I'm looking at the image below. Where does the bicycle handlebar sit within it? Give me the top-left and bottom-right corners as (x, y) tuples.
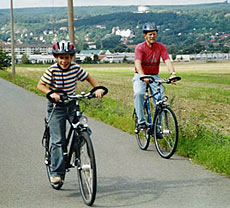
(46, 86), (108, 103)
(140, 75), (181, 84)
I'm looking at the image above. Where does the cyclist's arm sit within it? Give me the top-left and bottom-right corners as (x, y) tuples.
(85, 74), (104, 98)
(37, 80), (51, 95)
(85, 74), (99, 88)
(135, 60), (145, 76)
(37, 80), (60, 101)
(135, 59), (150, 85)
(165, 59), (176, 78)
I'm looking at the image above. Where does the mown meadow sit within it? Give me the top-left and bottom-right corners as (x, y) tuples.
(1, 61), (230, 176)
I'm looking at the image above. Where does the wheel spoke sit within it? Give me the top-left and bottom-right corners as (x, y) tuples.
(134, 108), (150, 150)
(154, 107), (178, 159)
(77, 132), (96, 206)
(82, 169), (93, 196)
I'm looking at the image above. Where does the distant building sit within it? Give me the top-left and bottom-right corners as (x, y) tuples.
(100, 52), (134, 63)
(3, 44), (52, 56)
(136, 5), (150, 13)
(79, 50), (104, 55)
(112, 27), (135, 38)
(92, 25), (106, 29)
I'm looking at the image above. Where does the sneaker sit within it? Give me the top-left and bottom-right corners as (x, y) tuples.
(137, 122), (148, 130)
(50, 176), (62, 184)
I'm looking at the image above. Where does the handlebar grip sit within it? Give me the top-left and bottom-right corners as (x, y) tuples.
(169, 76), (181, 83)
(90, 86), (108, 97)
(140, 75), (155, 83)
(46, 90), (67, 103)
(46, 91), (56, 103)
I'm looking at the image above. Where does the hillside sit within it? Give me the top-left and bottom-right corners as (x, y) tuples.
(0, 2), (230, 54)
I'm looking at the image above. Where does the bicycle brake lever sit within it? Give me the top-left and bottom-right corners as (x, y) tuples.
(88, 94), (96, 99)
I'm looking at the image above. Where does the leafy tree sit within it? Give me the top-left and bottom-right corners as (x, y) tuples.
(83, 56), (93, 64)
(0, 47), (11, 70)
(172, 54), (177, 61)
(222, 46), (229, 53)
(75, 42), (88, 53)
(102, 35), (121, 50)
(93, 54), (99, 63)
(21, 53), (30, 64)
(114, 44), (128, 53)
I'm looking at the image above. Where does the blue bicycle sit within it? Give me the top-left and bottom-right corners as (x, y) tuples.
(133, 76), (181, 159)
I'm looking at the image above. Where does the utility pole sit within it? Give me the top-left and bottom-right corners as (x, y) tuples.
(10, 0), (15, 77)
(67, 0), (76, 61)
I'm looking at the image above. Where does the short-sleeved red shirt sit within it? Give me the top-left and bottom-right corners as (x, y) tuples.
(135, 41), (170, 74)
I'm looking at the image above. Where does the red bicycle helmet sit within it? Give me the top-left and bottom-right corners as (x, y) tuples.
(52, 40), (75, 56)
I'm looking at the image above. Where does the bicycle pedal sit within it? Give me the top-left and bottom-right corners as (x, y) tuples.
(44, 158), (50, 165)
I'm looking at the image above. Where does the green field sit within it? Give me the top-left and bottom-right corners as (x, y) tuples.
(1, 61), (230, 176)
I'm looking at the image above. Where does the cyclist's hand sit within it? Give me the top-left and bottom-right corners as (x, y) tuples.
(141, 77), (150, 85)
(169, 73), (177, 84)
(50, 93), (61, 102)
(95, 89), (104, 98)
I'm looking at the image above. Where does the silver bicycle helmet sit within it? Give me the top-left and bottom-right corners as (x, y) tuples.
(142, 22), (158, 33)
(52, 40), (75, 56)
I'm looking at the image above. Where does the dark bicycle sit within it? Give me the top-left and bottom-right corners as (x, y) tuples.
(42, 86), (108, 206)
(133, 76), (181, 159)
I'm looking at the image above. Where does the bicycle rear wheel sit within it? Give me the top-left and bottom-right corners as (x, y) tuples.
(134, 108), (150, 150)
(75, 131), (97, 206)
(43, 127), (63, 190)
(153, 106), (178, 159)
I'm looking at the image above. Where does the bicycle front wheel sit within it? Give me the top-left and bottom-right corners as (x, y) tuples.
(134, 108), (150, 150)
(153, 106), (178, 159)
(76, 131), (97, 206)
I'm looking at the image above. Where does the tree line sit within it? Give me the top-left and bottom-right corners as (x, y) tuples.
(0, 3), (230, 55)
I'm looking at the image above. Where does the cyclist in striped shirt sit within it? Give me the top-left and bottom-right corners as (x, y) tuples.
(37, 40), (104, 185)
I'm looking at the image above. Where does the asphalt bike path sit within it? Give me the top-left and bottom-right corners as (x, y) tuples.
(1, 77), (230, 208)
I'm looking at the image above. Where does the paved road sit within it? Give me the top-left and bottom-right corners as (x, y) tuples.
(1, 77), (230, 208)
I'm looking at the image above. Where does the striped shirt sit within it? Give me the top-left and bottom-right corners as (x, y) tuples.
(40, 62), (89, 96)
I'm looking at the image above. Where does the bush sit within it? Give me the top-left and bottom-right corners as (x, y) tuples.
(0, 47), (11, 70)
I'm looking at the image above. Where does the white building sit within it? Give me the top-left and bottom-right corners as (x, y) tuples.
(100, 52), (134, 63)
(3, 44), (52, 55)
(112, 27), (135, 38)
(137, 5), (150, 13)
(190, 53), (230, 61)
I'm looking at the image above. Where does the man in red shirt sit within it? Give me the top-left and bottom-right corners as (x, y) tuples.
(133, 22), (177, 129)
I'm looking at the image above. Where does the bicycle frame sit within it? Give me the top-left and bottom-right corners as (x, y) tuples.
(144, 82), (164, 132)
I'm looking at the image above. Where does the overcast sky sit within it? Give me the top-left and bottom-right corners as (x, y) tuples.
(0, 0), (226, 9)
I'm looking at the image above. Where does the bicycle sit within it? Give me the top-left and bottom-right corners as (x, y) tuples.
(42, 86), (108, 206)
(133, 76), (181, 159)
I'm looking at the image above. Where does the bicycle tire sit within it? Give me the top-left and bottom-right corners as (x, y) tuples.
(153, 106), (178, 159)
(44, 128), (63, 190)
(75, 131), (97, 206)
(134, 108), (150, 150)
